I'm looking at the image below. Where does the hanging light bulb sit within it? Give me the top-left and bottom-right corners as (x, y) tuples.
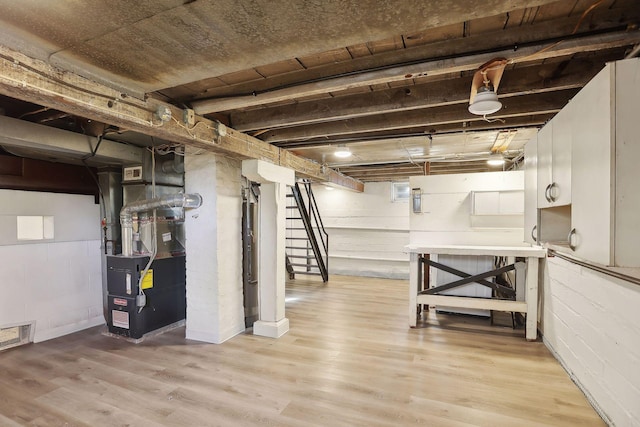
(469, 86), (502, 115)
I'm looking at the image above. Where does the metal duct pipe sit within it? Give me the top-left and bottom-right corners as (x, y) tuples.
(161, 153), (185, 174)
(120, 193), (202, 257)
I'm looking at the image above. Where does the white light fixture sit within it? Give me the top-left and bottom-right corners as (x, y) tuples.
(334, 145), (352, 158)
(325, 186), (334, 191)
(487, 153), (505, 166)
(468, 86), (502, 116)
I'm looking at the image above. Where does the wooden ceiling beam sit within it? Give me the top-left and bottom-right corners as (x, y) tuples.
(338, 167), (424, 175)
(185, 6), (638, 104)
(276, 115), (554, 149)
(341, 161), (492, 174)
(232, 57), (609, 132)
(192, 29), (640, 114)
(0, 44), (363, 192)
(261, 90), (576, 143)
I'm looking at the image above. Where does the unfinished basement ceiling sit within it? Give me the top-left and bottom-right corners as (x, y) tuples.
(0, 0), (639, 182)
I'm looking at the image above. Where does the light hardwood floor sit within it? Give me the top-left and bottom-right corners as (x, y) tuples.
(0, 275), (604, 426)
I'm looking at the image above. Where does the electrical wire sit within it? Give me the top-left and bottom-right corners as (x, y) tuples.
(152, 142), (186, 156)
(483, 114), (506, 123)
(399, 139), (419, 166)
(79, 128), (119, 254)
(170, 115), (215, 139)
(509, 0), (607, 65)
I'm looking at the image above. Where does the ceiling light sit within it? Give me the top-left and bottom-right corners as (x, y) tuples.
(468, 86), (502, 116)
(334, 145), (352, 158)
(325, 186), (334, 191)
(487, 153), (505, 166)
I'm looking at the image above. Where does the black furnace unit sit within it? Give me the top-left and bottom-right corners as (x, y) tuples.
(106, 255), (186, 339)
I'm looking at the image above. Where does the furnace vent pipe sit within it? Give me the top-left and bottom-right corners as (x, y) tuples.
(120, 193), (202, 257)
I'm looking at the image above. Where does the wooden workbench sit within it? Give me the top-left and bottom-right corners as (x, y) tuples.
(405, 244), (546, 340)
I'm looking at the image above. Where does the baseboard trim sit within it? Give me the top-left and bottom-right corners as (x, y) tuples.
(34, 316), (105, 343)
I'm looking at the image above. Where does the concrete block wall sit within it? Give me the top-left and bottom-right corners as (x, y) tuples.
(0, 190), (103, 342)
(409, 171), (526, 247)
(184, 153), (244, 343)
(541, 256), (640, 426)
(311, 182), (409, 279)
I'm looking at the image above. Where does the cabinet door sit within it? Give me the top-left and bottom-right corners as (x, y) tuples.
(550, 103), (572, 206)
(614, 58), (640, 267)
(571, 66), (613, 264)
(536, 121), (553, 208)
(524, 135), (538, 244)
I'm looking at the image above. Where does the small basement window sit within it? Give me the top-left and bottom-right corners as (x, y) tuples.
(392, 182), (410, 202)
(17, 215), (54, 240)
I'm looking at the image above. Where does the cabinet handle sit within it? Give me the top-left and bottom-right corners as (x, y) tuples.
(548, 182), (558, 202)
(531, 225), (537, 243)
(544, 184), (552, 203)
(568, 228), (576, 251)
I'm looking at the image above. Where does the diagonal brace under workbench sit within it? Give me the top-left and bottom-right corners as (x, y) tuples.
(419, 259), (516, 297)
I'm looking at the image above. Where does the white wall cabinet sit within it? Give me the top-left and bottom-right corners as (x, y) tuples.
(570, 58), (640, 267)
(528, 58), (640, 267)
(537, 103), (572, 208)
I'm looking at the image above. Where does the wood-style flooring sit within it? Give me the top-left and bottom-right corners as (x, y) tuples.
(0, 275), (604, 426)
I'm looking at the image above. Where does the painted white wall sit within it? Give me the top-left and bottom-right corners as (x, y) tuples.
(0, 190), (103, 342)
(312, 182), (409, 279)
(540, 256), (640, 426)
(409, 171), (526, 246)
(184, 153), (244, 344)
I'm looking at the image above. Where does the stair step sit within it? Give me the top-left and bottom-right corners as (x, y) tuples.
(286, 217), (302, 220)
(286, 246), (310, 250)
(289, 263), (319, 267)
(290, 271), (323, 276)
(287, 255), (316, 259)
(286, 194), (295, 197)
(286, 237), (309, 240)
(286, 227), (307, 230)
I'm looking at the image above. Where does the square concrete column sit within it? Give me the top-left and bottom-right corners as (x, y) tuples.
(242, 160), (295, 338)
(184, 152), (244, 344)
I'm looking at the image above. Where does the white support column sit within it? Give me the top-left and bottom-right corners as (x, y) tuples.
(184, 151), (244, 344)
(242, 160), (295, 338)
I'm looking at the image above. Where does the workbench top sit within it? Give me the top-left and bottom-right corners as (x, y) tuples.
(405, 244), (547, 258)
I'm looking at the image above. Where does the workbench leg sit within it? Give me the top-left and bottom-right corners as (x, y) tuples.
(525, 257), (539, 341)
(409, 252), (419, 327)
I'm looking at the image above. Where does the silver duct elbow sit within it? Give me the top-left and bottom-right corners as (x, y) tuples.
(120, 193), (202, 257)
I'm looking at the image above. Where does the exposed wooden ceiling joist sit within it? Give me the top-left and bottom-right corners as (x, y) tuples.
(0, 44), (363, 191)
(0, 0), (559, 96)
(1, 1), (637, 185)
(260, 90), (577, 144)
(182, 5), (638, 103)
(231, 57), (610, 132)
(276, 114), (555, 149)
(337, 160), (506, 181)
(192, 29), (640, 114)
